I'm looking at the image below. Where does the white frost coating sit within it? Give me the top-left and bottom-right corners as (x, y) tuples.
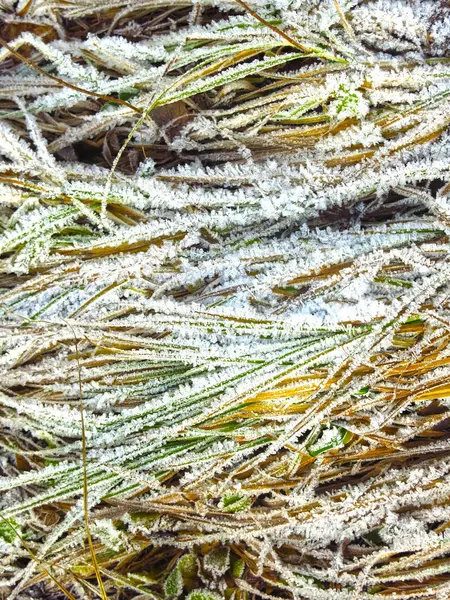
(1, 1), (450, 598)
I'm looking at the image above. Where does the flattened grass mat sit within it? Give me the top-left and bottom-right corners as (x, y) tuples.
(1, 1), (450, 598)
